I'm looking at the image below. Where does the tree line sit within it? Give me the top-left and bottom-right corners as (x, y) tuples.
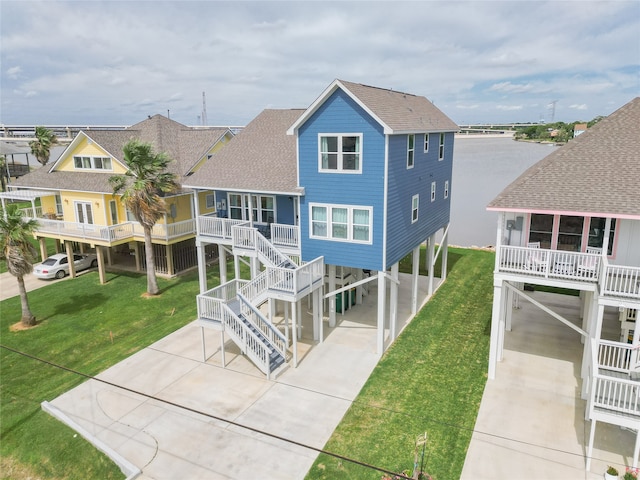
(514, 116), (604, 143)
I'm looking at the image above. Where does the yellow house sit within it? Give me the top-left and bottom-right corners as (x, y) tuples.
(5, 115), (234, 282)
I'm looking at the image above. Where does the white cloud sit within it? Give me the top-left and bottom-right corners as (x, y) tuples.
(496, 105), (524, 111)
(569, 104), (588, 110)
(7, 65), (22, 79)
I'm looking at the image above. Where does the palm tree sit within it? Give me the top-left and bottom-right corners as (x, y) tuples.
(29, 126), (58, 166)
(0, 204), (39, 326)
(109, 139), (179, 295)
(0, 155), (8, 192)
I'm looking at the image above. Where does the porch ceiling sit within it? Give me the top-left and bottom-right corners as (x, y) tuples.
(0, 189), (57, 201)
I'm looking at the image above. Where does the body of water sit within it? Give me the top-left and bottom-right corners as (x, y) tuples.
(449, 136), (556, 247)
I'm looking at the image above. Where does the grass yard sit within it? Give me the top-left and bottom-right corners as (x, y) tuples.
(0, 263), (240, 480)
(306, 247), (494, 480)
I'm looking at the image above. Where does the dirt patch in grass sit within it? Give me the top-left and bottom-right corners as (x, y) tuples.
(9, 322), (38, 332)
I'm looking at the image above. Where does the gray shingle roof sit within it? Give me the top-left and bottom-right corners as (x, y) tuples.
(11, 115), (231, 194)
(487, 97), (640, 219)
(184, 109), (304, 194)
(338, 80), (459, 133)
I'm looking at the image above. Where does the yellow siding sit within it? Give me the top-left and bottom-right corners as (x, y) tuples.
(197, 190), (217, 215)
(56, 135), (127, 174)
(59, 191), (109, 225)
(41, 196), (58, 218)
(163, 193), (193, 224)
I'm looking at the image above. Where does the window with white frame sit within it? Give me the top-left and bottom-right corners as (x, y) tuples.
(411, 195), (419, 223)
(319, 134), (362, 172)
(55, 194), (63, 216)
(228, 193), (275, 223)
(310, 203), (372, 243)
(407, 134), (414, 168)
(444, 180), (449, 199)
(109, 200), (118, 224)
(431, 182), (436, 202)
(424, 133), (430, 153)
(438, 133), (445, 160)
(205, 193), (215, 209)
(73, 155), (113, 171)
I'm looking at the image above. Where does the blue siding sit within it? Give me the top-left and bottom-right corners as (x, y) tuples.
(298, 89), (386, 270)
(385, 132), (454, 267)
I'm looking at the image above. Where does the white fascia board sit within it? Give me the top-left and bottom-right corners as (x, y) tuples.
(286, 79), (392, 135)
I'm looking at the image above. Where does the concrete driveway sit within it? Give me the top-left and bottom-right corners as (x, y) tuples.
(0, 270), (64, 302)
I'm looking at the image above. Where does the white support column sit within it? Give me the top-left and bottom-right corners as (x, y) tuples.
(250, 256), (259, 278)
(234, 253), (241, 281)
(219, 244), (227, 284)
(494, 213), (504, 273)
(505, 282), (513, 332)
(296, 300), (302, 340)
(319, 286), (324, 343)
(390, 262), (399, 341)
(284, 302), (290, 344)
(424, 238), (429, 271)
(268, 298), (275, 323)
(312, 289), (319, 341)
(355, 269), (363, 305)
(328, 264), (337, 327)
(292, 301), (298, 367)
(196, 240), (207, 294)
(488, 281), (504, 380)
(498, 283), (509, 361)
(427, 234), (436, 295)
(441, 225), (449, 281)
(377, 270), (386, 356)
(580, 291), (596, 399)
(411, 245), (420, 315)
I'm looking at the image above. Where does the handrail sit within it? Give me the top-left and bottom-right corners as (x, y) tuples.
(603, 263), (640, 299)
(271, 223), (299, 248)
(237, 292), (287, 359)
(598, 340), (638, 374)
(255, 231), (297, 269)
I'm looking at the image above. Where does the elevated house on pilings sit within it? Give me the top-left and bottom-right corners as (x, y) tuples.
(486, 97), (640, 471)
(184, 79), (458, 379)
(0, 115), (234, 281)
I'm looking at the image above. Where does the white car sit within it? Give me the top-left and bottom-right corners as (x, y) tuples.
(33, 253), (98, 280)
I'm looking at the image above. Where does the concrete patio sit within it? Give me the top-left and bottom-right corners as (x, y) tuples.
(462, 290), (635, 479)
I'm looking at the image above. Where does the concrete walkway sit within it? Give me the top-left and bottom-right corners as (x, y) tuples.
(45, 273), (436, 479)
(461, 291), (634, 480)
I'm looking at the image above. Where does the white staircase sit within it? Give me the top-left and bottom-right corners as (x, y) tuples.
(197, 226), (323, 378)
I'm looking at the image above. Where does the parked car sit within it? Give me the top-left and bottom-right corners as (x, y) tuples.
(33, 253), (98, 280)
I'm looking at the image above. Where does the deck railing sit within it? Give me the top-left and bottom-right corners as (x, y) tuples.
(497, 245), (602, 282)
(271, 223), (299, 249)
(28, 216), (195, 243)
(603, 263), (640, 299)
(237, 292), (288, 359)
(598, 340), (639, 374)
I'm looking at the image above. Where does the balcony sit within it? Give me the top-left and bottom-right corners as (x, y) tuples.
(496, 245), (640, 300)
(29, 217), (196, 244)
(197, 214), (300, 252)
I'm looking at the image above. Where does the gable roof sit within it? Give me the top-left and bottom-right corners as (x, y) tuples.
(487, 97), (640, 219)
(287, 79), (458, 135)
(184, 109), (304, 195)
(11, 115), (232, 194)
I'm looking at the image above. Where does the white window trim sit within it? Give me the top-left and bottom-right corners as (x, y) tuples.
(205, 193), (216, 209)
(309, 203), (373, 244)
(424, 133), (430, 153)
(318, 133), (363, 174)
(431, 182), (436, 202)
(227, 193), (276, 224)
(411, 194), (419, 224)
(444, 180), (449, 199)
(73, 155), (113, 171)
(438, 133), (445, 161)
(407, 134), (415, 169)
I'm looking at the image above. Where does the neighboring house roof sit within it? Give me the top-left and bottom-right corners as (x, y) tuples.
(487, 97), (640, 219)
(287, 79), (458, 135)
(184, 109), (305, 195)
(11, 115), (232, 194)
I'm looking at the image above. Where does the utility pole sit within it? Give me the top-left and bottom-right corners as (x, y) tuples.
(202, 92), (208, 126)
(548, 100), (557, 123)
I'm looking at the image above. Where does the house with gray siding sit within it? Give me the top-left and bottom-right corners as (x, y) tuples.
(185, 79), (458, 378)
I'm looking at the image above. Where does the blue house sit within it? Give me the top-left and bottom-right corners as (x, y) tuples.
(184, 80), (458, 377)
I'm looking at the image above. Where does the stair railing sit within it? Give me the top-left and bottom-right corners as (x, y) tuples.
(237, 292), (288, 359)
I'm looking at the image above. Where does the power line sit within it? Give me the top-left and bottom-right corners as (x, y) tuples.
(1, 343), (623, 473)
(0, 344), (411, 479)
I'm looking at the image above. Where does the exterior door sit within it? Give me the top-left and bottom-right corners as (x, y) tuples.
(75, 201), (94, 227)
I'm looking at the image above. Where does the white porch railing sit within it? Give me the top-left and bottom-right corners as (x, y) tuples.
(197, 214), (248, 242)
(598, 340), (640, 374)
(497, 245), (602, 282)
(237, 292), (288, 360)
(271, 223), (299, 249)
(603, 263), (640, 300)
(19, 206), (45, 218)
(29, 217), (194, 243)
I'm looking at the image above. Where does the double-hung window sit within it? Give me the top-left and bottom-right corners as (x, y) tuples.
(424, 133), (430, 153)
(407, 134), (415, 168)
(444, 180), (449, 199)
(310, 203), (372, 243)
(319, 134), (362, 173)
(438, 133), (445, 161)
(411, 195), (419, 223)
(73, 155), (112, 170)
(431, 182), (436, 202)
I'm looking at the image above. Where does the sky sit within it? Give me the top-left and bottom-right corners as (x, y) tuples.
(1, 0), (639, 127)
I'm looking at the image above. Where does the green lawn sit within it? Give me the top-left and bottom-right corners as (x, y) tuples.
(0, 264), (237, 480)
(306, 247), (494, 480)
(1, 247), (494, 480)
